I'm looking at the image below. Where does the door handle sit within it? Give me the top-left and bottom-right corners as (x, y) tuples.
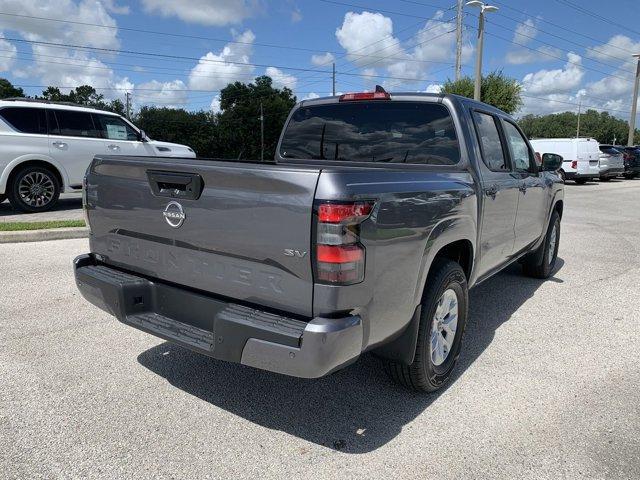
(52, 141), (67, 149)
(484, 184), (499, 199)
(107, 144), (120, 151)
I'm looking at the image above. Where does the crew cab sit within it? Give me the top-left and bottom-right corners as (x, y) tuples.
(74, 91), (564, 392)
(0, 99), (195, 212)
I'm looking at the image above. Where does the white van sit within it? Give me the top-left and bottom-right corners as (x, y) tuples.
(529, 138), (600, 184)
(0, 99), (196, 212)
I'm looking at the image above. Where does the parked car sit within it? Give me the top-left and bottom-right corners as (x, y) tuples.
(74, 90), (564, 392)
(620, 146), (640, 179)
(597, 145), (625, 180)
(0, 98), (196, 212)
(529, 138), (600, 184)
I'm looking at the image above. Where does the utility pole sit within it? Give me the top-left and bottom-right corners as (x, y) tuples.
(332, 62), (336, 96)
(455, 0), (463, 81)
(576, 97), (582, 138)
(466, 2), (498, 101)
(260, 101), (264, 162)
(627, 54), (640, 146)
(125, 91), (131, 119)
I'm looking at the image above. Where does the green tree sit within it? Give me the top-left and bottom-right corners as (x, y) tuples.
(134, 106), (218, 158)
(519, 110), (639, 145)
(0, 78), (25, 99)
(40, 85), (125, 115)
(217, 75), (297, 159)
(441, 71), (523, 114)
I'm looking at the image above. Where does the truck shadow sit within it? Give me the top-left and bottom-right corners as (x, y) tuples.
(137, 259), (564, 454)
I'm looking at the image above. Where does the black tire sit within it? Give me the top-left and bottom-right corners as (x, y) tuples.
(522, 211), (560, 279)
(7, 165), (60, 213)
(575, 178), (587, 184)
(382, 258), (468, 392)
(0, 194), (6, 204)
(559, 170), (566, 183)
(600, 177), (610, 182)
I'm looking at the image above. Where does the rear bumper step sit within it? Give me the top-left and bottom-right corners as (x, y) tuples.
(74, 254), (362, 378)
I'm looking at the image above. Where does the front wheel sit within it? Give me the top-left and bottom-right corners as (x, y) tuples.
(382, 258), (468, 392)
(559, 170), (566, 183)
(7, 165), (60, 213)
(522, 211), (560, 279)
(575, 178), (587, 184)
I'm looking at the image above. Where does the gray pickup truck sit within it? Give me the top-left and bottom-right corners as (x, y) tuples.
(74, 91), (564, 392)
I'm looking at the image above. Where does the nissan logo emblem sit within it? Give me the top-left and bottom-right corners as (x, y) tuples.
(163, 201), (186, 228)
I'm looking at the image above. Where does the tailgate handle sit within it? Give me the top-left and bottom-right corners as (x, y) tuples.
(147, 170), (203, 200)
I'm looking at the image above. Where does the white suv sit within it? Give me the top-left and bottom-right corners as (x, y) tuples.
(0, 99), (196, 212)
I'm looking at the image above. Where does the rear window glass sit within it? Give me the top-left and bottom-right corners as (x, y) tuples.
(0, 107), (47, 134)
(50, 109), (99, 138)
(599, 146), (621, 155)
(279, 102), (460, 165)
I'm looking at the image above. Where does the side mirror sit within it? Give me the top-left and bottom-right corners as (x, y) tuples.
(542, 153), (563, 171)
(138, 130), (149, 142)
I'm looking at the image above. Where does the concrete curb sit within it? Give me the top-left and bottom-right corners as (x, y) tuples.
(0, 227), (89, 243)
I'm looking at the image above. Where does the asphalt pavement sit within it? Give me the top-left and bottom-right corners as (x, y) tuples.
(1, 179), (639, 479)
(0, 193), (83, 223)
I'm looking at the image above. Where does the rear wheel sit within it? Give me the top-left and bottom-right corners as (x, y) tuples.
(7, 165), (60, 213)
(522, 211), (560, 279)
(382, 258), (468, 392)
(575, 178), (587, 184)
(0, 194), (6, 203)
(600, 177), (610, 182)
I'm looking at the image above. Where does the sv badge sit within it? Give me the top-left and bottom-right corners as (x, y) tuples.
(283, 249), (307, 258)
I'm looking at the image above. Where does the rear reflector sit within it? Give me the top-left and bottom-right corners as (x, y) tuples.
(571, 160), (578, 169)
(339, 92), (390, 102)
(317, 244), (364, 263)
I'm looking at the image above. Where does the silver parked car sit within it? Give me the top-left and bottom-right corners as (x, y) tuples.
(598, 145), (625, 181)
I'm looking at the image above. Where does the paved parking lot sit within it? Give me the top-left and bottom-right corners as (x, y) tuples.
(0, 193), (83, 223)
(1, 179), (639, 479)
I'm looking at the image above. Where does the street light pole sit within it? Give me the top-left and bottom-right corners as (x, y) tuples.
(627, 54), (640, 147)
(466, 1), (498, 102)
(455, 0), (463, 81)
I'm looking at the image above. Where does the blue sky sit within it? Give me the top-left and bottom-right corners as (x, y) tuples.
(0, 0), (639, 118)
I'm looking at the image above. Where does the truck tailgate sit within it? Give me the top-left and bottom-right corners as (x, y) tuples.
(86, 156), (320, 317)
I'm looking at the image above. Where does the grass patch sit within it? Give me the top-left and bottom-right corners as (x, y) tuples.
(0, 220), (86, 232)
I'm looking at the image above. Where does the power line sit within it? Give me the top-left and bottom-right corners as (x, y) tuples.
(554, 0), (640, 38)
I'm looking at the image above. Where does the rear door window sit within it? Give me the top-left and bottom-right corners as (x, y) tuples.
(472, 111), (509, 171)
(0, 107), (47, 134)
(279, 101), (460, 165)
(50, 109), (100, 138)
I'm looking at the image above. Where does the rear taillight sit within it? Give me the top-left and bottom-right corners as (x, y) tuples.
(315, 201), (373, 285)
(571, 160), (578, 169)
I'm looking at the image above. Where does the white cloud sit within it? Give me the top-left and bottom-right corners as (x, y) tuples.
(0, 34), (17, 72)
(265, 66), (297, 90)
(291, 7), (302, 23)
(336, 11), (405, 68)
(101, 0), (130, 14)
(424, 83), (442, 93)
(303, 92), (320, 100)
(521, 52), (584, 95)
(311, 52), (335, 66)
(210, 95), (222, 114)
(586, 35), (640, 63)
(512, 19), (537, 45)
(142, 0), (253, 26)
(135, 79), (188, 108)
(335, 10), (470, 89)
(188, 30), (256, 91)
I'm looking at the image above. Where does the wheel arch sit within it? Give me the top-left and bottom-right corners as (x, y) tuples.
(1, 156), (68, 194)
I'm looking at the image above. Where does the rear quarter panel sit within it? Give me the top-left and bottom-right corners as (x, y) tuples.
(313, 169), (477, 350)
